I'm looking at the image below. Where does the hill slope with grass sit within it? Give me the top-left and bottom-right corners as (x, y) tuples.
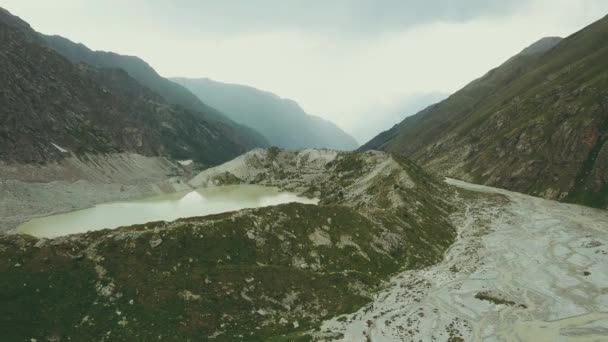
(0, 149), (463, 341)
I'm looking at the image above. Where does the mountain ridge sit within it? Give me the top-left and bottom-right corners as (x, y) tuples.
(0, 8), (268, 151)
(41, 35), (269, 150)
(0, 8), (263, 165)
(363, 16), (608, 208)
(172, 77), (359, 150)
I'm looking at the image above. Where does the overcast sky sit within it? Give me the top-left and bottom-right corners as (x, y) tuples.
(2, 0), (608, 143)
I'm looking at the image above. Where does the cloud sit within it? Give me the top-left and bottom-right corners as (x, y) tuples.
(143, 0), (528, 35)
(3, 0), (527, 37)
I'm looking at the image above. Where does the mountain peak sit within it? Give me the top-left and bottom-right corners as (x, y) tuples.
(0, 7), (44, 43)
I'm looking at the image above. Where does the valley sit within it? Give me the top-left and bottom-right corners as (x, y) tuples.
(318, 179), (608, 341)
(0, 149), (460, 341)
(3, 149), (606, 341)
(1, 3), (608, 342)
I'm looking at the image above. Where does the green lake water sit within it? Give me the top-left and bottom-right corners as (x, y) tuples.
(17, 185), (317, 238)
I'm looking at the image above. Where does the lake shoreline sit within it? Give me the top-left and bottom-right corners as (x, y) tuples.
(16, 185), (317, 238)
(0, 153), (193, 234)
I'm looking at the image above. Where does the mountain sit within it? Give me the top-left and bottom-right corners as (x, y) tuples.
(1, 148), (459, 340)
(0, 8), (264, 165)
(363, 15), (608, 209)
(172, 78), (359, 150)
(40, 37), (268, 151)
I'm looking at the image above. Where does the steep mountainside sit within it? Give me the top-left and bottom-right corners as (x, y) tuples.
(364, 15), (608, 209)
(172, 78), (359, 150)
(0, 149), (462, 341)
(0, 8), (264, 165)
(41, 36), (267, 150)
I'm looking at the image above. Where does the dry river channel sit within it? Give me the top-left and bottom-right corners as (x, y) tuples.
(319, 179), (608, 341)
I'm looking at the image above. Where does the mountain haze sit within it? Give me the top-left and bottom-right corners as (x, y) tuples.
(364, 15), (608, 208)
(172, 78), (359, 150)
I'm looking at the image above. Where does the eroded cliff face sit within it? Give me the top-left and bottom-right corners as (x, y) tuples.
(0, 149), (464, 341)
(364, 16), (608, 208)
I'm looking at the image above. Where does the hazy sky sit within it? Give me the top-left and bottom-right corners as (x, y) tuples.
(2, 0), (608, 143)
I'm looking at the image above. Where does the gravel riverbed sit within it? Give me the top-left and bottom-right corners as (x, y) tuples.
(317, 178), (608, 341)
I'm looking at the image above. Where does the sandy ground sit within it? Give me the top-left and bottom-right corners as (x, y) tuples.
(316, 179), (608, 341)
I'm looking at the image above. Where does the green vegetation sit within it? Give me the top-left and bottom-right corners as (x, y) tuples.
(326, 152), (367, 185)
(267, 146), (282, 161)
(0, 149), (463, 340)
(565, 111), (608, 208)
(475, 292), (527, 308)
(0, 201), (451, 341)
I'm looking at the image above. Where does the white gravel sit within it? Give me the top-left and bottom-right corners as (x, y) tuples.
(317, 178), (608, 341)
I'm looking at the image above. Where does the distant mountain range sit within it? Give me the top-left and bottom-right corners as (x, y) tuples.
(30, 27), (357, 153)
(40, 36), (269, 152)
(0, 7), (267, 165)
(1, 4), (358, 156)
(172, 78), (359, 150)
(364, 15), (608, 208)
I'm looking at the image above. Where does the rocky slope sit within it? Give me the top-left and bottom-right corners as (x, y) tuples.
(41, 35), (268, 151)
(0, 149), (462, 341)
(0, 7), (266, 165)
(172, 78), (359, 150)
(364, 15), (608, 209)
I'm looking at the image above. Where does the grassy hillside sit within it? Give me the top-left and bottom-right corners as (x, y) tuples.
(0, 149), (463, 340)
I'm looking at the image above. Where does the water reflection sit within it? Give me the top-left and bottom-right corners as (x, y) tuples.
(17, 185), (317, 238)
